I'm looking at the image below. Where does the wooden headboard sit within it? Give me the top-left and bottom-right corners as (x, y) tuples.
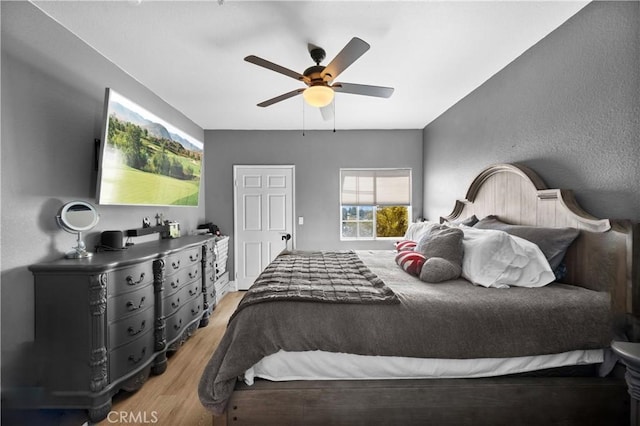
(441, 163), (638, 336)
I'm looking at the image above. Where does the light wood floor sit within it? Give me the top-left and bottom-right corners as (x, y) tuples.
(93, 291), (244, 426)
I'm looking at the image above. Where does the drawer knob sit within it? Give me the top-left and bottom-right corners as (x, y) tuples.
(128, 347), (146, 364)
(126, 273), (146, 286)
(173, 318), (183, 330)
(191, 305), (201, 316)
(127, 320), (146, 336)
(171, 298), (180, 309)
(189, 286), (199, 297)
(190, 253), (200, 262)
(170, 279), (180, 289)
(189, 270), (198, 279)
(126, 296), (146, 311)
(171, 260), (181, 270)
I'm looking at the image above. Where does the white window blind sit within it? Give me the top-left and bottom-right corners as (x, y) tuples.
(340, 169), (411, 206)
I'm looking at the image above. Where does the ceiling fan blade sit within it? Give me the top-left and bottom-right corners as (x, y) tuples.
(332, 82), (394, 98)
(257, 88), (305, 107)
(321, 37), (370, 83)
(320, 102), (334, 121)
(245, 55), (309, 83)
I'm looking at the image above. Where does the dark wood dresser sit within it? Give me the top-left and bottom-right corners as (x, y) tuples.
(29, 235), (215, 422)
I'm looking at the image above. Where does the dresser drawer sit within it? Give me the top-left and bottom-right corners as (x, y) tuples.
(108, 306), (154, 349)
(204, 270), (216, 307)
(215, 260), (228, 279)
(165, 298), (203, 343)
(107, 283), (154, 321)
(214, 272), (230, 294)
(165, 246), (202, 277)
(204, 269), (216, 289)
(163, 265), (200, 297)
(204, 240), (215, 257)
(163, 280), (201, 317)
(109, 328), (155, 381)
(108, 262), (154, 296)
(205, 255), (216, 271)
(206, 282), (216, 308)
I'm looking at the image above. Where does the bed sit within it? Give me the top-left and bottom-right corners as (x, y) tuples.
(199, 163), (639, 425)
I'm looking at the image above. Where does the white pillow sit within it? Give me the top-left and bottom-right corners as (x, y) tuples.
(403, 221), (438, 242)
(461, 228), (555, 289)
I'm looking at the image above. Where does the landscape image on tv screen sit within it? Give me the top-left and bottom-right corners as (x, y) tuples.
(97, 88), (204, 207)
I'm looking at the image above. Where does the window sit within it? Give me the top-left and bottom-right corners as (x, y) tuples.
(340, 168), (411, 240)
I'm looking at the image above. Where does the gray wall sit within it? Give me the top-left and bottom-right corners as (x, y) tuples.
(1, 2), (205, 390)
(204, 129), (423, 279)
(422, 1), (640, 222)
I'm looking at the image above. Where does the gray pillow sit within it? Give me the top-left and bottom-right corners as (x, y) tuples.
(473, 216), (579, 270)
(415, 225), (464, 282)
(444, 214), (479, 227)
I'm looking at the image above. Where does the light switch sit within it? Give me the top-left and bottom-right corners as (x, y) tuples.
(298, 216), (304, 225)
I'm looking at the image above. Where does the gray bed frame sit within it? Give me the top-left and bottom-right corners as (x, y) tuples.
(214, 163), (639, 426)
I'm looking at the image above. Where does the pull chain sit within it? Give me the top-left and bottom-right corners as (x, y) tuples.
(302, 98), (305, 136)
(333, 98), (336, 133)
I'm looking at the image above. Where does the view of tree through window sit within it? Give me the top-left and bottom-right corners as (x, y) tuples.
(376, 206), (409, 237)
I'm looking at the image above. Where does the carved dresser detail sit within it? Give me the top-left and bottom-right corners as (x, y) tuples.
(30, 235), (214, 422)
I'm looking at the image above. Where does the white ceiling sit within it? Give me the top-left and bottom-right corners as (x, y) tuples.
(32, 0), (588, 131)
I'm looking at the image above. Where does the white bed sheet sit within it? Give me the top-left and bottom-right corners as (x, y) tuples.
(243, 349), (603, 385)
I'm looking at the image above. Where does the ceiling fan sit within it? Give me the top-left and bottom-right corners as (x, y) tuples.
(244, 37), (394, 114)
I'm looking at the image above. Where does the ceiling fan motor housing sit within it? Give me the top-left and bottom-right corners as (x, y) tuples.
(303, 65), (328, 86)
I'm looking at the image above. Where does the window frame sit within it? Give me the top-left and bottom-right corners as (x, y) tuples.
(339, 168), (412, 241)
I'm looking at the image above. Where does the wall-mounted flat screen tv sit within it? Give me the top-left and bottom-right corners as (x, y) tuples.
(96, 88), (204, 207)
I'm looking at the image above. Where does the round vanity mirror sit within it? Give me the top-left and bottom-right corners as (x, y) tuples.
(56, 200), (100, 259)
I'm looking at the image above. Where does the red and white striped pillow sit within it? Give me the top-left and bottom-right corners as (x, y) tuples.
(395, 250), (426, 276)
(395, 240), (417, 252)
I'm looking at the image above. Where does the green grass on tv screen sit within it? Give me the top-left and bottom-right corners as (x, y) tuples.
(100, 164), (200, 206)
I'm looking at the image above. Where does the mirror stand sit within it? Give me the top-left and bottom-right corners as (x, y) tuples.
(66, 231), (93, 259)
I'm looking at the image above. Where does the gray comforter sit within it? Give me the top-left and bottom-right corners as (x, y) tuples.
(198, 249), (612, 415)
(230, 250), (399, 322)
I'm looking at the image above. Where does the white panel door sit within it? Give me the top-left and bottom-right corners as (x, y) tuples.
(234, 165), (294, 290)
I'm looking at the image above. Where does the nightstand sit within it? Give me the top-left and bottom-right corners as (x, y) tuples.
(612, 341), (640, 426)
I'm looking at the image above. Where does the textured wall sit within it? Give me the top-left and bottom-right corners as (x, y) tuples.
(204, 129), (423, 279)
(422, 1), (640, 222)
(1, 2), (205, 391)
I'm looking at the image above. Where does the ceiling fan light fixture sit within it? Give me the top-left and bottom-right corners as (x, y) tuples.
(303, 85), (334, 107)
